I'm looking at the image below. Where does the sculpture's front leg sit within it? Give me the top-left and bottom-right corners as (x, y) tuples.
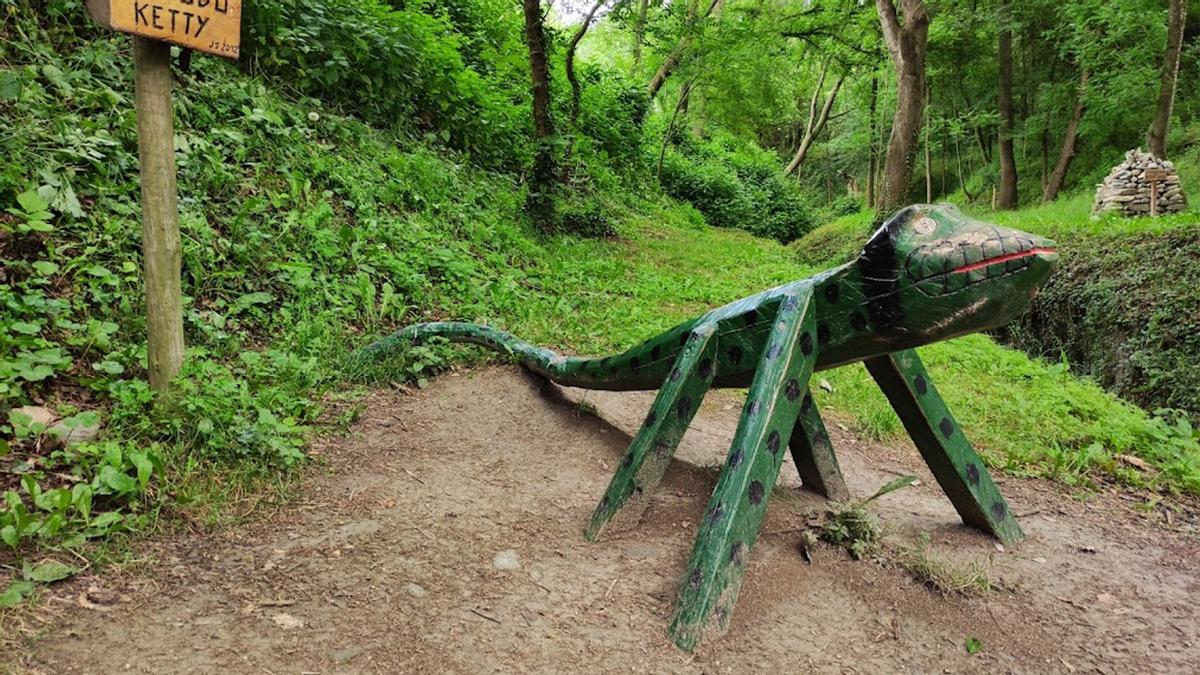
(864, 349), (1024, 545)
(668, 291), (818, 651)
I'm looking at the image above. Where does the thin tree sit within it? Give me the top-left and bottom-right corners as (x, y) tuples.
(784, 61), (845, 176)
(1146, 0), (1187, 159)
(866, 73), (879, 208)
(875, 0), (931, 210)
(566, 0), (608, 128)
(633, 0), (649, 67)
(996, 0), (1018, 208)
(523, 0), (556, 230)
(1043, 69), (1088, 202)
(646, 0), (724, 101)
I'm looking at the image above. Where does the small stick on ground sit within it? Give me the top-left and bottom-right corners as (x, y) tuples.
(470, 607), (502, 624)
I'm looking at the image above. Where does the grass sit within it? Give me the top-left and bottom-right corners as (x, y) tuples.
(892, 536), (996, 596)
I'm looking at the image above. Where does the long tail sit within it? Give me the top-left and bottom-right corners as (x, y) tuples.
(358, 321), (666, 390)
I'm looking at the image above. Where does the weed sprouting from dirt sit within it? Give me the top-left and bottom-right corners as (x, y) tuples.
(805, 476), (917, 560)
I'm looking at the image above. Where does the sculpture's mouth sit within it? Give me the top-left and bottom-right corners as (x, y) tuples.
(905, 235), (1057, 296)
(951, 246), (1058, 275)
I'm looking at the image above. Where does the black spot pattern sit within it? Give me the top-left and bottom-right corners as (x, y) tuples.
(747, 400), (760, 417)
(688, 567), (702, 590)
(991, 501), (1007, 521)
(800, 332), (813, 356)
(801, 393), (813, 412)
(939, 417), (954, 438)
(767, 430), (781, 454)
(914, 374), (928, 395)
(785, 379), (801, 401)
(670, 367), (681, 382)
(965, 462), (981, 486)
(729, 447), (744, 467)
(730, 541), (747, 566)
(849, 312), (867, 332)
(817, 323), (831, 346)
(654, 441), (669, 457)
(699, 358), (714, 378)
(748, 480), (764, 505)
(643, 410), (657, 427)
(622, 453), (634, 468)
(728, 345), (743, 364)
(707, 502), (724, 525)
(766, 343), (782, 360)
(824, 284), (840, 303)
(677, 396), (693, 419)
(782, 296), (799, 311)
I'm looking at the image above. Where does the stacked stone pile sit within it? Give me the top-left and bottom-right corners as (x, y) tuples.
(1093, 149), (1188, 216)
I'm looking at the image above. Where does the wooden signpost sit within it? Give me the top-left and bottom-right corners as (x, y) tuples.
(1145, 168), (1168, 217)
(85, 0), (241, 390)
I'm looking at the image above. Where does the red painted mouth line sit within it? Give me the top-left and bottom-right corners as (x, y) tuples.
(953, 248), (1056, 275)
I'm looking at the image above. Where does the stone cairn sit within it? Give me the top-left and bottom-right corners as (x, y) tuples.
(1093, 149), (1188, 216)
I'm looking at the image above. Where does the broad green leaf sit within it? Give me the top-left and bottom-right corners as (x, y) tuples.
(1, 524), (18, 548)
(28, 560), (78, 583)
(864, 475), (918, 503)
(0, 581), (34, 607)
(0, 71), (20, 100)
(31, 261), (59, 276)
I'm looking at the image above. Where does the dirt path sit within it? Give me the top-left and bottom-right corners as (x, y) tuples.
(13, 366), (1200, 673)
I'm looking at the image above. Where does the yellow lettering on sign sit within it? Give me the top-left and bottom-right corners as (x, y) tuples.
(86, 0), (241, 58)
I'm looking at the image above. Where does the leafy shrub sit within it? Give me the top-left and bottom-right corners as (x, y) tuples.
(559, 198), (617, 238)
(242, 0), (528, 167)
(657, 130), (817, 243)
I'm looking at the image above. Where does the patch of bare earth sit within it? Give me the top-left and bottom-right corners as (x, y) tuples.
(12, 366), (1200, 673)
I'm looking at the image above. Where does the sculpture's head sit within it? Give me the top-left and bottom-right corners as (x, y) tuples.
(857, 204), (1057, 341)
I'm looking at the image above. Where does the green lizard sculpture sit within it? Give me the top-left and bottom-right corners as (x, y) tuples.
(359, 203), (1058, 650)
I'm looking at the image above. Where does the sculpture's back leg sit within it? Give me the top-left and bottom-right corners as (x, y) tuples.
(668, 291), (818, 651)
(864, 349), (1024, 545)
(788, 389), (850, 501)
(584, 323), (719, 541)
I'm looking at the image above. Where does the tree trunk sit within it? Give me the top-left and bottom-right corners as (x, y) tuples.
(646, 0), (723, 101)
(784, 63), (844, 175)
(567, 0), (607, 127)
(875, 0), (931, 211)
(867, 74), (879, 208)
(996, 0), (1018, 208)
(1146, 0), (1187, 158)
(1043, 70), (1089, 202)
(523, 0), (556, 230)
(924, 83), (932, 202)
(657, 80), (694, 179)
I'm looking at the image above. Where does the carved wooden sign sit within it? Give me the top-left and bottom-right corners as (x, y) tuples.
(85, 0), (241, 58)
(1144, 168), (1169, 182)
